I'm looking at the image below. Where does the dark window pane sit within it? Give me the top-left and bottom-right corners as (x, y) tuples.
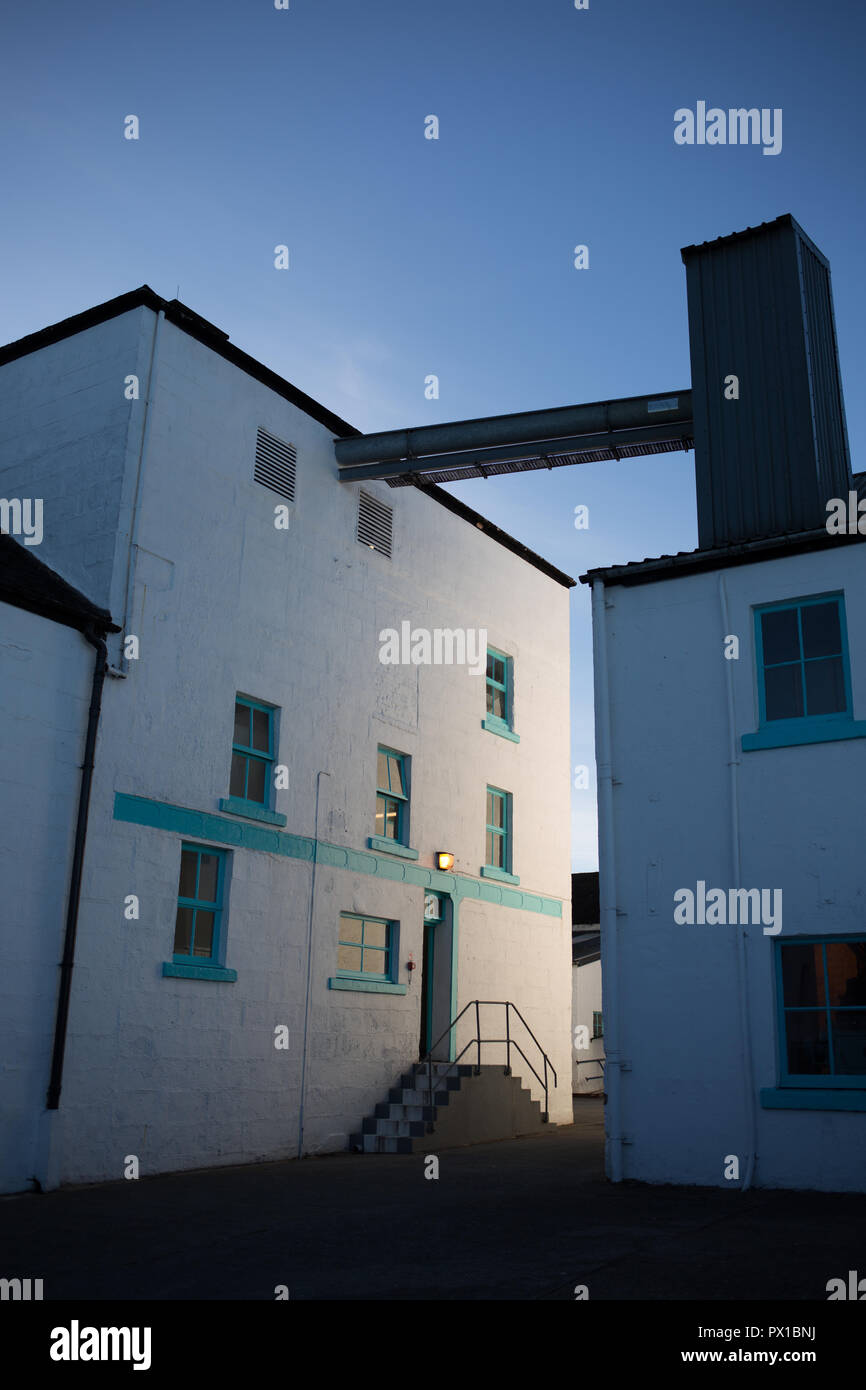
(337, 944), (363, 973)
(174, 905), (194, 955)
(801, 602), (841, 660)
(486, 684), (495, 716)
(192, 911), (214, 958)
(491, 657), (505, 685)
(234, 701), (250, 746)
(805, 656), (846, 716)
(376, 749), (389, 791)
(178, 850), (198, 901)
(375, 795), (386, 837)
(197, 854), (220, 903)
(486, 653), (496, 680)
(252, 707), (270, 752)
(785, 1010), (830, 1074)
(389, 756), (405, 798)
(339, 916), (363, 944)
(363, 920), (387, 949)
(491, 687), (506, 721)
(764, 663), (803, 720)
(383, 799), (399, 839)
(782, 943), (825, 1007)
(246, 758), (267, 804)
(761, 608), (800, 665)
(830, 1011), (866, 1075)
(230, 752), (247, 798)
(825, 942), (866, 1006)
(363, 947), (388, 974)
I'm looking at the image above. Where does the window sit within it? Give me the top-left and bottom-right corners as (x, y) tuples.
(173, 845), (226, 965)
(483, 647), (519, 741)
(230, 697), (275, 805)
(376, 746), (407, 842)
(485, 786), (510, 870)
(744, 594), (866, 751)
(592, 1011), (604, 1040)
(776, 938), (866, 1088)
(336, 914), (395, 982)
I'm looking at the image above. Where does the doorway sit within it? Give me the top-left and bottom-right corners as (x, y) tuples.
(419, 892), (454, 1060)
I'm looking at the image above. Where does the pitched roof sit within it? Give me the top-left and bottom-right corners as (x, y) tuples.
(0, 534), (117, 633)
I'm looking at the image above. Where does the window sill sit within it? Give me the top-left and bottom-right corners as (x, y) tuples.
(163, 962), (237, 983)
(482, 718), (520, 744)
(219, 796), (287, 827)
(368, 836), (419, 860)
(328, 977), (407, 995)
(760, 1087), (866, 1111)
(742, 719), (866, 752)
(480, 865), (520, 885)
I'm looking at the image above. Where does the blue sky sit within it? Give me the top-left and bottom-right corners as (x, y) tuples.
(2, 0), (864, 869)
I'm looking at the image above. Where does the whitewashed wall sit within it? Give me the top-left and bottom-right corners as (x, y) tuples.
(572, 958), (603, 1093)
(596, 543), (866, 1191)
(1, 307), (572, 1187)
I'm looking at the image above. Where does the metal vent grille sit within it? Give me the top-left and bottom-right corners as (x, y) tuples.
(254, 427), (296, 502)
(357, 491), (393, 558)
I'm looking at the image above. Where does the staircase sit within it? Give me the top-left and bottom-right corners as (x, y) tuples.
(350, 1000), (557, 1154)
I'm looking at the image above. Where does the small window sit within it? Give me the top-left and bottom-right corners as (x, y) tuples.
(337, 913), (395, 981)
(756, 594), (850, 724)
(776, 938), (866, 1087)
(376, 746), (408, 842)
(255, 427), (296, 502)
(230, 697), (276, 806)
(592, 1011), (604, 1040)
(485, 786), (511, 871)
(173, 845), (227, 965)
(358, 491), (393, 559)
(486, 648), (512, 726)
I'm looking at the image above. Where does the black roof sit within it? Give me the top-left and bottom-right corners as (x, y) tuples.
(572, 871), (600, 925)
(0, 534), (117, 634)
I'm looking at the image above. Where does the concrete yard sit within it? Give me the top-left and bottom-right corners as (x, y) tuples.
(1, 1101), (861, 1301)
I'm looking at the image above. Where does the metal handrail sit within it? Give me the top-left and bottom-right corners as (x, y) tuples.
(418, 1000), (558, 1120)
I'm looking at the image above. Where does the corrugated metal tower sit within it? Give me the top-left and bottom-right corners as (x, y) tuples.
(682, 214), (852, 550)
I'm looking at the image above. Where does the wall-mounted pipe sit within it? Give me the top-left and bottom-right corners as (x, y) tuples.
(297, 770), (331, 1158)
(46, 625), (109, 1110)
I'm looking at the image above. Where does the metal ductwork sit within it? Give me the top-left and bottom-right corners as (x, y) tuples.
(336, 392), (694, 486)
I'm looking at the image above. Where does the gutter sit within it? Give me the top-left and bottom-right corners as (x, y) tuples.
(46, 625), (109, 1110)
(591, 579), (623, 1181)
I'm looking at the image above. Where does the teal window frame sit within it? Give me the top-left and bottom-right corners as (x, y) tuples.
(743, 593), (866, 751)
(171, 843), (228, 967)
(229, 696), (276, 808)
(484, 786), (511, 871)
(375, 746), (408, 844)
(483, 647), (519, 742)
(335, 912), (398, 984)
(772, 936), (866, 1091)
(592, 1010), (603, 1040)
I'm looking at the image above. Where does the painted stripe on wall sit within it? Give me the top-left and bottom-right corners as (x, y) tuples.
(113, 793), (562, 917)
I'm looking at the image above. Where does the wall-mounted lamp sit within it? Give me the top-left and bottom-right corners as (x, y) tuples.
(436, 851), (455, 871)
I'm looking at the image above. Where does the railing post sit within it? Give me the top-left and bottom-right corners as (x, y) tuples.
(475, 999), (481, 1070)
(543, 1054), (548, 1119)
(505, 1004), (511, 1074)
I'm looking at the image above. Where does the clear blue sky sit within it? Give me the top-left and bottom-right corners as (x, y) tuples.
(2, 0), (864, 869)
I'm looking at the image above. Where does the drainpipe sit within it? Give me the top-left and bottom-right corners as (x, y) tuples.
(719, 574), (757, 1190)
(109, 307), (164, 677)
(46, 625), (108, 1109)
(297, 770), (331, 1158)
(591, 580), (623, 1181)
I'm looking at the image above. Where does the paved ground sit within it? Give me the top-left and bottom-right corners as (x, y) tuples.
(1, 1100), (863, 1300)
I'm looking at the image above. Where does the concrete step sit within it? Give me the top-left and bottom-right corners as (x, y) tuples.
(362, 1117), (426, 1138)
(389, 1086), (452, 1107)
(375, 1102), (435, 1122)
(349, 1133), (415, 1154)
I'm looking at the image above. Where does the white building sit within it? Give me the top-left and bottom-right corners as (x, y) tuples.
(0, 289), (574, 1192)
(583, 216), (866, 1192)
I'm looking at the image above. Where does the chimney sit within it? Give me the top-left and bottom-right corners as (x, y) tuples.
(682, 214), (852, 549)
